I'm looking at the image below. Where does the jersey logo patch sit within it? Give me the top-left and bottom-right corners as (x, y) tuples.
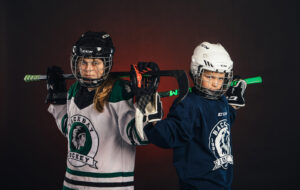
(208, 119), (233, 170)
(68, 114), (99, 169)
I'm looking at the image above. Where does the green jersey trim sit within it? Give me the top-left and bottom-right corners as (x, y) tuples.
(66, 167), (134, 178)
(68, 81), (80, 100)
(63, 186), (75, 190)
(61, 114), (68, 136)
(126, 119), (149, 145)
(64, 177), (134, 188)
(109, 80), (133, 103)
(67, 80), (132, 102)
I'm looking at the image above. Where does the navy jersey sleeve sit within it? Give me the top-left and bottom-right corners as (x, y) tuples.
(228, 105), (237, 125)
(144, 97), (197, 148)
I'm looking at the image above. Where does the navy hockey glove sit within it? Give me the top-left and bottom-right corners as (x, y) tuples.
(226, 76), (247, 108)
(46, 66), (67, 104)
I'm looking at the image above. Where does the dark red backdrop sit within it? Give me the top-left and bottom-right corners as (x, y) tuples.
(1, 0), (299, 189)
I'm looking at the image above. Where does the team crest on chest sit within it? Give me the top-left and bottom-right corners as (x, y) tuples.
(209, 119), (233, 170)
(67, 114), (99, 168)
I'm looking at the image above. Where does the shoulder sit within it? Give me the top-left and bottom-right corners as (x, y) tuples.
(67, 81), (80, 100)
(181, 91), (205, 106)
(109, 79), (133, 103)
(169, 92), (199, 113)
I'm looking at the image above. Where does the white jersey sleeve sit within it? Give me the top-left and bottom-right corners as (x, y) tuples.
(108, 80), (149, 146)
(48, 82), (80, 137)
(48, 103), (68, 137)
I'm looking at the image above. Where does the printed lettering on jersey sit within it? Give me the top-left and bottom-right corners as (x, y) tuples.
(68, 114), (99, 169)
(208, 119), (233, 170)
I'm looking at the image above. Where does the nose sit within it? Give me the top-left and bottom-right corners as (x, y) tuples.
(211, 78), (219, 87)
(85, 63), (93, 72)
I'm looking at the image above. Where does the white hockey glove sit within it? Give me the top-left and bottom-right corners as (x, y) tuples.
(226, 76), (247, 109)
(145, 92), (163, 122)
(135, 92), (163, 140)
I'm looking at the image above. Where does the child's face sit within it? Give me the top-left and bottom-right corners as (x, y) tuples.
(78, 58), (104, 79)
(200, 70), (225, 91)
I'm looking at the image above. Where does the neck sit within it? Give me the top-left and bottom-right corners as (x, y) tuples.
(88, 88), (96, 92)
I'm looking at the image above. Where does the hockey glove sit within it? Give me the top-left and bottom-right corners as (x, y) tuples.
(46, 66), (67, 104)
(130, 62), (160, 98)
(145, 92), (163, 123)
(226, 76), (247, 108)
(135, 92), (163, 140)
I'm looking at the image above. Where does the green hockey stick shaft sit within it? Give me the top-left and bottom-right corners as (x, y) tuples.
(24, 73), (149, 82)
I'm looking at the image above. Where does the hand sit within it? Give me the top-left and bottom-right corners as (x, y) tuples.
(46, 66), (67, 104)
(135, 93), (163, 140)
(130, 62), (160, 97)
(226, 76), (247, 109)
(145, 92), (163, 122)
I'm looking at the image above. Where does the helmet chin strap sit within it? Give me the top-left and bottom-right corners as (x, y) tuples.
(200, 88), (222, 100)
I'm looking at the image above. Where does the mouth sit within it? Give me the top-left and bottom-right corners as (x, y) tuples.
(82, 75), (95, 79)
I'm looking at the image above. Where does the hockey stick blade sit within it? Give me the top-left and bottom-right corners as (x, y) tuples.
(157, 70), (189, 104)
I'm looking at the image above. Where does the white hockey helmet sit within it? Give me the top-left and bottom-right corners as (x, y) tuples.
(190, 42), (233, 99)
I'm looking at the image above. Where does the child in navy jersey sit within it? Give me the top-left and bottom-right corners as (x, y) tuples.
(144, 42), (247, 190)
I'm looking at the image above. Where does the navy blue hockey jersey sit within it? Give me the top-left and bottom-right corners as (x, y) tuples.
(144, 90), (236, 190)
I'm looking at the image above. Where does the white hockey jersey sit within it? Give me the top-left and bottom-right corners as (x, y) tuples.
(48, 79), (148, 190)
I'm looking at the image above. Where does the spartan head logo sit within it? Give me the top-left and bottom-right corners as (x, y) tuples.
(209, 119), (233, 170)
(215, 128), (231, 157)
(72, 126), (87, 150)
(68, 115), (99, 168)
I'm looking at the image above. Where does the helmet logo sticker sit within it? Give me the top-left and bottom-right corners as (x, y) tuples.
(102, 34), (110, 38)
(200, 43), (209, 49)
(68, 114), (99, 169)
(209, 119), (233, 170)
(80, 48), (93, 54)
(204, 60), (213, 67)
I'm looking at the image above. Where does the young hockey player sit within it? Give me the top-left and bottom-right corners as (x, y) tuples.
(143, 42), (247, 190)
(47, 31), (148, 190)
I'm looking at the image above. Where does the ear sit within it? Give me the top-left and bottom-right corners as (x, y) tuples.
(189, 71), (194, 81)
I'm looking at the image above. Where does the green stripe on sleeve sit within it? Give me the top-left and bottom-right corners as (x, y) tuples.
(63, 186), (75, 190)
(61, 114), (68, 136)
(126, 119), (137, 145)
(126, 119), (149, 145)
(68, 81), (80, 100)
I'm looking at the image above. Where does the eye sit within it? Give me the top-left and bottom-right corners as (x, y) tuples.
(81, 61), (87, 66)
(92, 61), (99, 66)
(205, 74), (212, 79)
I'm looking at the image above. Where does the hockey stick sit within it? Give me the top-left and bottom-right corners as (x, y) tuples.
(24, 70), (189, 103)
(24, 74), (261, 98)
(158, 76), (262, 98)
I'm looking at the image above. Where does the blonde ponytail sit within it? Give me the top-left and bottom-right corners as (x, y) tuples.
(93, 76), (117, 112)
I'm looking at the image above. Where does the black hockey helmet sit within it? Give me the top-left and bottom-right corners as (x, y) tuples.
(71, 31), (115, 88)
